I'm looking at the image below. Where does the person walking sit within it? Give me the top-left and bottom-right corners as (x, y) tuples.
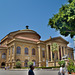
(59, 65), (66, 75)
(5, 66), (7, 70)
(28, 65), (35, 75)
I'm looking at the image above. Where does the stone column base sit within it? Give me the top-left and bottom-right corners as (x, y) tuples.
(39, 62), (41, 67)
(0, 63), (1, 68)
(21, 62), (25, 67)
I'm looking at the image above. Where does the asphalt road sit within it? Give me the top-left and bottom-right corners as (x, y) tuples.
(0, 69), (68, 75)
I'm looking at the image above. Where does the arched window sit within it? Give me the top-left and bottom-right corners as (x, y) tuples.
(17, 46), (21, 54)
(25, 47), (28, 55)
(32, 48), (35, 55)
(2, 53), (6, 59)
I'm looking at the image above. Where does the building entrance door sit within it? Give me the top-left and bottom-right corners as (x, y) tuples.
(1, 62), (5, 67)
(25, 60), (28, 67)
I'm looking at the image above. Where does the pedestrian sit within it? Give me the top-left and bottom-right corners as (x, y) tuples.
(7, 66), (9, 70)
(59, 65), (66, 75)
(28, 65), (35, 75)
(5, 66), (7, 70)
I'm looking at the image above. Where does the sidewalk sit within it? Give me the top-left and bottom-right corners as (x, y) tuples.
(0, 68), (57, 71)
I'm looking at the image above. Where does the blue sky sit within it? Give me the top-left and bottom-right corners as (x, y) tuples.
(0, 0), (74, 49)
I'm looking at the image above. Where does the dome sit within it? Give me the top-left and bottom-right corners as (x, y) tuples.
(9, 26), (41, 40)
(1, 26), (41, 43)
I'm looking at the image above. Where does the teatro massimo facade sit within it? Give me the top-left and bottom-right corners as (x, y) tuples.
(0, 26), (74, 68)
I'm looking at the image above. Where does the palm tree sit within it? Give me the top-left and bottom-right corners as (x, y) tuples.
(51, 43), (58, 67)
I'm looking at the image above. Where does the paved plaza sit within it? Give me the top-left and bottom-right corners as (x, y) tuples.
(0, 69), (69, 75)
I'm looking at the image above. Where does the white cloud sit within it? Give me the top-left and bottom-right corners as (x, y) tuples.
(67, 43), (73, 47)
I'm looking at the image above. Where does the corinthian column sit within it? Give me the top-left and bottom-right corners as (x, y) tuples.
(46, 45), (49, 61)
(64, 47), (66, 55)
(38, 46), (41, 67)
(50, 45), (53, 62)
(61, 46), (63, 60)
(14, 43), (16, 61)
(58, 45), (59, 60)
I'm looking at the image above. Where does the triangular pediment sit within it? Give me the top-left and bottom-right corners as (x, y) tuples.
(44, 36), (69, 44)
(51, 36), (69, 44)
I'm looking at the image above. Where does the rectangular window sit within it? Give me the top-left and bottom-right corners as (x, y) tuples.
(65, 47), (67, 54)
(59, 46), (61, 60)
(48, 45), (51, 61)
(12, 47), (14, 54)
(42, 51), (45, 58)
(2, 53), (6, 59)
(2, 55), (6, 59)
(62, 47), (64, 56)
(52, 52), (54, 59)
(71, 53), (73, 59)
(68, 53), (69, 57)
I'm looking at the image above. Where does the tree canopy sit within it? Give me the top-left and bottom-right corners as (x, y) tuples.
(51, 43), (58, 52)
(48, 0), (75, 38)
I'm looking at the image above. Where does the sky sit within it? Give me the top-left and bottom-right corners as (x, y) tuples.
(0, 0), (75, 50)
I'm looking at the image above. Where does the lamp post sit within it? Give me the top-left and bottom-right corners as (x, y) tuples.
(73, 38), (75, 60)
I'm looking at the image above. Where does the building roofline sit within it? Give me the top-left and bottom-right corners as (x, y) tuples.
(44, 36), (69, 44)
(1, 29), (41, 43)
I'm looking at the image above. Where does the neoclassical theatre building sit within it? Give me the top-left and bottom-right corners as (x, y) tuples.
(0, 26), (74, 68)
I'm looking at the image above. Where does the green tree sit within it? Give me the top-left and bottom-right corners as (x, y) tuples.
(28, 61), (33, 67)
(67, 58), (75, 73)
(48, 0), (75, 38)
(51, 43), (58, 67)
(68, 0), (73, 3)
(16, 61), (21, 68)
(58, 60), (65, 67)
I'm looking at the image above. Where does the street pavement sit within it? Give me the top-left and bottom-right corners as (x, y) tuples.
(0, 69), (68, 75)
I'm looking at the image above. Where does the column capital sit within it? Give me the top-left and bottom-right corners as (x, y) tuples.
(46, 44), (51, 46)
(46, 44), (48, 46)
(39, 61), (42, 62)
(38, 46), (41, 48)
(48, 43), (51, 45)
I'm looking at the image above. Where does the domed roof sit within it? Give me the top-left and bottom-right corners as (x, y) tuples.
(17, 29), (41, 39)
(20, 29), (39, 34)
(10, 28), (40, 36)
(1, 26), (41, 42)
